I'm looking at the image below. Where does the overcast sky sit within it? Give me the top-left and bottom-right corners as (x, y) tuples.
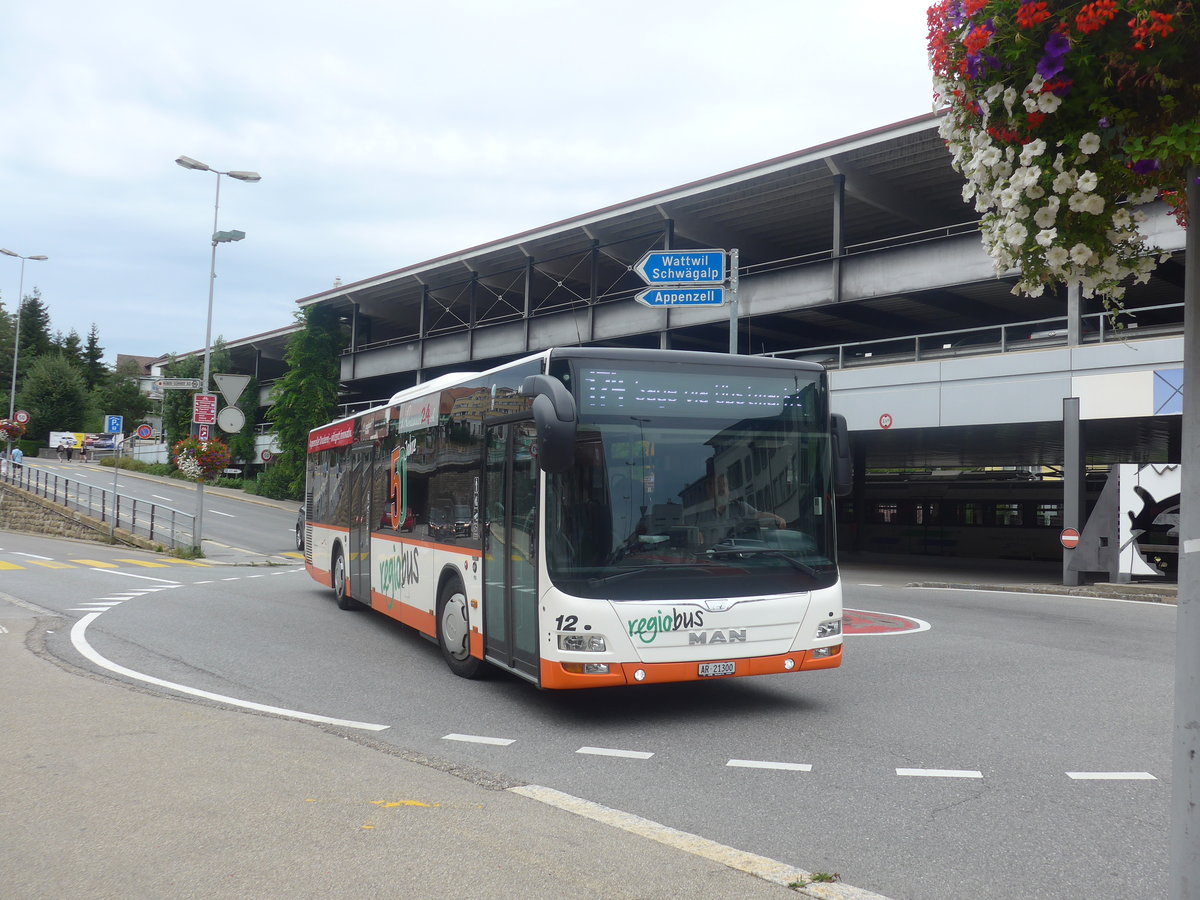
(0, 0), (936, 364)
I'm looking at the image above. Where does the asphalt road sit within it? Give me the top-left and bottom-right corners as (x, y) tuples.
(0, 517), (1174, 900)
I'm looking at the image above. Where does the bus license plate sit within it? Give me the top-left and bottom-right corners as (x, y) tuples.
(699, 661), (735, 677)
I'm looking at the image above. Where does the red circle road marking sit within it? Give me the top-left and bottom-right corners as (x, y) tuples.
(843, 608), (930, 635)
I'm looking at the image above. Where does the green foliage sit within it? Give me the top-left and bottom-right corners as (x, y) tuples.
(82, 325), (108, 390)
(264, 305), (347, 500)
(99, 358), (153, 430)
(16, 354), (92, 441)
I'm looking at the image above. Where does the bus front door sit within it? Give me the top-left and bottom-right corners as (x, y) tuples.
(483, 421), (540, 681)
(348, 446), (373, 602)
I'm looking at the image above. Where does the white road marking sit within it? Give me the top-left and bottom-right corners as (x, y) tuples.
(152, 495), (175, 502)
(208, 509), (235, 518)
(13, 552), (53, 560)
(1067, 771), (1156, 780)
(69, 612), (390, 732)
(443, 733), (515, 746)
(726, 759), (813, 772)
(94, 569), (182, 585)
(577, 746), (654, 760)
(897, 768), (983, 778)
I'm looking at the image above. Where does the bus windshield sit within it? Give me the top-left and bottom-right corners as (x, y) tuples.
(546, 361), (837, 600)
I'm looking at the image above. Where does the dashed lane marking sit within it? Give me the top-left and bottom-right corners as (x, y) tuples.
(443, 733), (516, 746)
(1067, 771), (1157, 780)
(578, 746), (654, 760)
(726, 759), (813, 772)
(897, 768), (983, 778)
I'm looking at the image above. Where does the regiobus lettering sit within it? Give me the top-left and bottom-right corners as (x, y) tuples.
(302, 347), (851, 689)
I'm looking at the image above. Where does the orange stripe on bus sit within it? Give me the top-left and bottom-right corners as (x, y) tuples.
(371, 590), (436, 638)
(537, 645), (842, 690)
(306, 561), (333, 588)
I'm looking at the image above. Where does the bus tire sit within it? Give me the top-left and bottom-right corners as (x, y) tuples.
(332, 547), (361, 611)
(437, 579), (483, 679)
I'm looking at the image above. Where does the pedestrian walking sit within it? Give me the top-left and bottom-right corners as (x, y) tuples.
(79, 445), (88, 464)
(11, 446), (24, 470)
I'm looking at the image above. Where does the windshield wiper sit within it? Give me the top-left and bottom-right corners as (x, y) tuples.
(704, 548), (821, 578)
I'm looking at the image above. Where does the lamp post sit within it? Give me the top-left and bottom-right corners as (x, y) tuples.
(175, 156), (260, 553)
(1, 249), (48, 466)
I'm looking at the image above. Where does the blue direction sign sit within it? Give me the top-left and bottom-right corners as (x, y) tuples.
(635, 287), (726, 308)
(104, 414), (124, 434)
(634, 250), (725, 285)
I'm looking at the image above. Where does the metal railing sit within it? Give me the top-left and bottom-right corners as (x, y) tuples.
(766, 302), (1186, 369)
(1, 464), (195, 550)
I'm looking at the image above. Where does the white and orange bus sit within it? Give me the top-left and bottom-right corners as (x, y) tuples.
(302, 347), (851, 689)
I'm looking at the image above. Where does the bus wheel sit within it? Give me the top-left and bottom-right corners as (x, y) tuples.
(437, 581), (482, 678)
(332, 549), (360, 611)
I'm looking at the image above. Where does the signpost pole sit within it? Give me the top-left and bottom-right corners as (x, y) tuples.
(728, 248), (739, 355)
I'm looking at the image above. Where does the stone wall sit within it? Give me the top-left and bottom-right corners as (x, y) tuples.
(0, 482), (160, 551)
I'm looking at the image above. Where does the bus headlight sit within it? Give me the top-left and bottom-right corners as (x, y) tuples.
(558, 633), (608, 652)
(816, 619), (842, 638)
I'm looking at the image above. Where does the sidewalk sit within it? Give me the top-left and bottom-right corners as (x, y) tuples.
(0, 602), (877, 900)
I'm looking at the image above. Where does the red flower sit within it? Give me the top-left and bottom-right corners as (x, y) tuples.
(1017, 1), (1052, 29)
(1075, 0), (1118, 34)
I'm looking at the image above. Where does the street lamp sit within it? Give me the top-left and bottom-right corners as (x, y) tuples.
(1, 248), (48, 465)
(175, 156), (260, 552)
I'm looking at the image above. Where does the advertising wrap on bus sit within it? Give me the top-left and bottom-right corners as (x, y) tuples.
(301, 347), (850, 690)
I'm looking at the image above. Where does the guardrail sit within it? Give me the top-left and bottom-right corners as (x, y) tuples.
(0, 464), (195, 550)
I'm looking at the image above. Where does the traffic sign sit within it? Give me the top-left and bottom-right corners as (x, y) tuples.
(155, 378), (203, 391)
(634, 250), (725, 285)
(13, 410), (29, 425)
(634, 287), (725, 308)
(217, 406), (246, 434)
(135, 424), (154, 440)
(192, 393), (218, 425)
(104, 415), (124, 434)
(213, 373), (251, 405)
(1060, 528), (1081, 549)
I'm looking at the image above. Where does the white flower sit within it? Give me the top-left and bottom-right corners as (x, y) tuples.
(1079, 132), (1101, 154)
(1069, 191), (1091, 212)
(1023, 96), (1039, 113)
(1045, 246), (1070, 270)
(1037, 92), (1063, 113)
(1005, 222), (1028, 247)
(1084, 194), (1105, 215)
(1052, 171), (1075, 194)
(1035, 228), (1057, 248)
(1111, 209), (1132, 229)
(1077, 170), (1099, 192)
(977, 146), (1002, 168)
(1019, 139), (1047, 165)
(1003, 87), (1018, 114)
(1025, 184), (1046, 200)
(1034, 205), (1058, 228)
(985, 83), (1004, 104)
(962, 183), (977, 202)
(1070, 243), (1093, 266)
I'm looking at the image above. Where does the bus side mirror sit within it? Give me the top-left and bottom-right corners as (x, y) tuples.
(521, 374), (577, 473)
(831, 413), (852, 497)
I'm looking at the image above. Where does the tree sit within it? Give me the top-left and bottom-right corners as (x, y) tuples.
(82, 324), (108, 390)
(264, 306), (346, 498)
(16, 355), (91, 443)
(15, 290), (52, 378)
(54, 329), (84, 369)
(98, 358), (153, 430)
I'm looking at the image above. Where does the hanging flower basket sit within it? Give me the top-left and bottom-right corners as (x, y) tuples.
(171, 436), (232, 482)
(0, 419), (26, 442)
(928, 0), (1200, 305)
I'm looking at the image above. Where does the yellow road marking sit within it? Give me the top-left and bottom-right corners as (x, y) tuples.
(112, 558), (169, 568)
(279, 552), (303, 559)
(0, 561), (24, 570)
(162, 559), (210, 567)
(28, 560), (75, 569)
(72, 559), (119, 568)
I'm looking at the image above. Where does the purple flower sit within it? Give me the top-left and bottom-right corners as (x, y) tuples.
(1098, 117), (1111, 129)
(1132, 159), (1161, 174)
(1037, 31), (1071, 79)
